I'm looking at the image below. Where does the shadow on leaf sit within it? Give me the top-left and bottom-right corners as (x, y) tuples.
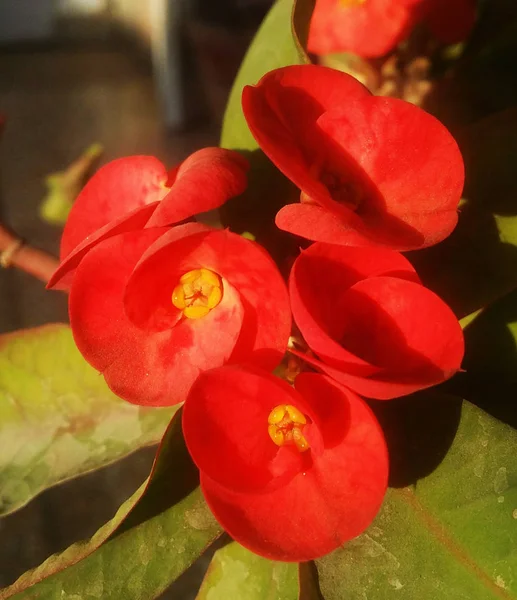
(111, 407), (200, 538)
(368, 391), (462, 488)
(408, 203), (517, 317)
(448, 287), (517, 429)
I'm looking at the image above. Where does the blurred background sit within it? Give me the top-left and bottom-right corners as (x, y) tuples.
(0, 0), (272, 596)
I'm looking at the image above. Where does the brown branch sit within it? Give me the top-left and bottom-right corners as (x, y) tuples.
(0, 224), (59, 284)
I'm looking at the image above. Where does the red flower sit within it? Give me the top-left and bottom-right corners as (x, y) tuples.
(49, 148), (248, 290)
(308, 0), (476, 57)
(308, 0), (423, 58)
(290, 242), (464, 399)
(183, 366), (388, 561)
(242, 65), (464, 251)
(49, 150), (291, 406)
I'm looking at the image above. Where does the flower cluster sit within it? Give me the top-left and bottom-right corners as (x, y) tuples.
(51, 65), (464, 561)
(308, 0), (477, 58)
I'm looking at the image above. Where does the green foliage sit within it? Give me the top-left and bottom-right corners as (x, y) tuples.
(316, 399), (517, 599)
(196, 542), (299, 600)
(456, 286), (517, 429)
(1, 410), (221, 599)
(221, 0), (313, 152)
(1, 483), (146, 599)
(0, 324), (175, 516)
(39, 143), (103, 226)
(220, 0), (314, 259)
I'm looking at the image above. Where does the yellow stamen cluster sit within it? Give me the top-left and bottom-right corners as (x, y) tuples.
(172, 268), (223, 319)
(267, 404), (310, 452)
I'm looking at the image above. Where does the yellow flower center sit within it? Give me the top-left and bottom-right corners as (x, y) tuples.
(171, 268), (223, 320)
(267, 404), (310, 453)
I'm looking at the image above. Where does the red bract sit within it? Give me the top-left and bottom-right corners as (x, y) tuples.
(48, 148), (291, 406)
(290, 243), (464, 399)
(183, 366), (388, 561)
(67, 225), (291, 406)
(49, 148), (248, 290)
(242, 65), (464, 251)
(308, 0), (476, 57)
(308, 0), (422, 58)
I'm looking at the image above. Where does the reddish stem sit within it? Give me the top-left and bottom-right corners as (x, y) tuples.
(0, 224), (59, 284)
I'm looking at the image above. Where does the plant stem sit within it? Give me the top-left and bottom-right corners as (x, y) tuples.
(0, 224), (59, 284)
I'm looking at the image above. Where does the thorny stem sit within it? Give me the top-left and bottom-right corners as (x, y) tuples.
(0, 223), (59, 284)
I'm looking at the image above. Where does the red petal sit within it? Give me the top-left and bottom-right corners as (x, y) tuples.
(200, 372), (388, 562)
(60, 156), (169, 260)
(183, 366), (316, 494)
(276, 202), (429, 251)
(332, 277), (464, 397)
(245, 65), (464, 251)
(290, 349), (454, 400)
(290, 243), (419, 377)
(104, 285), (244, 406)
(69, 229), (245, 406)
(277, 203), (378, 248)
(317, 100), (463, 248)
(48, 203), (158, 291)
(308, 0), (419, 57)
(243, 66), (370, 205)
(124, 228), (291, 371)
(123, 222), (212, 331)
(291, 246), (464, 399)
(147, 148), (249, 227)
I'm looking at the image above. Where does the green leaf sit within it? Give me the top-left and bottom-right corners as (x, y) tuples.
(1, 409), (222, 599)
(316, 399), (517, 599)
(459, 308), (484, 330)
(0, 324), (175, 516)
(454, 286), (517, 429)
(39, 143), (103, 226)
(220, 0), (314, 258)
(1, 483), (147, 598)
(196, 542), (299, 600)
(221, 0), (313, 152)
(410, 109), (517, 317)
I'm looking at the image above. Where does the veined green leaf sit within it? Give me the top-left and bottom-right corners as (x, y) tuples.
(1, 409), (222, 599)
(455, 286), (517, 429)
(220, 0), (314, 257)
(316, 400), (517, 599)
(0, 324), (175, 516)
(221, 0), (313, 152)
(460, 308), (484, 330)
(196, 542), (299, 600)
